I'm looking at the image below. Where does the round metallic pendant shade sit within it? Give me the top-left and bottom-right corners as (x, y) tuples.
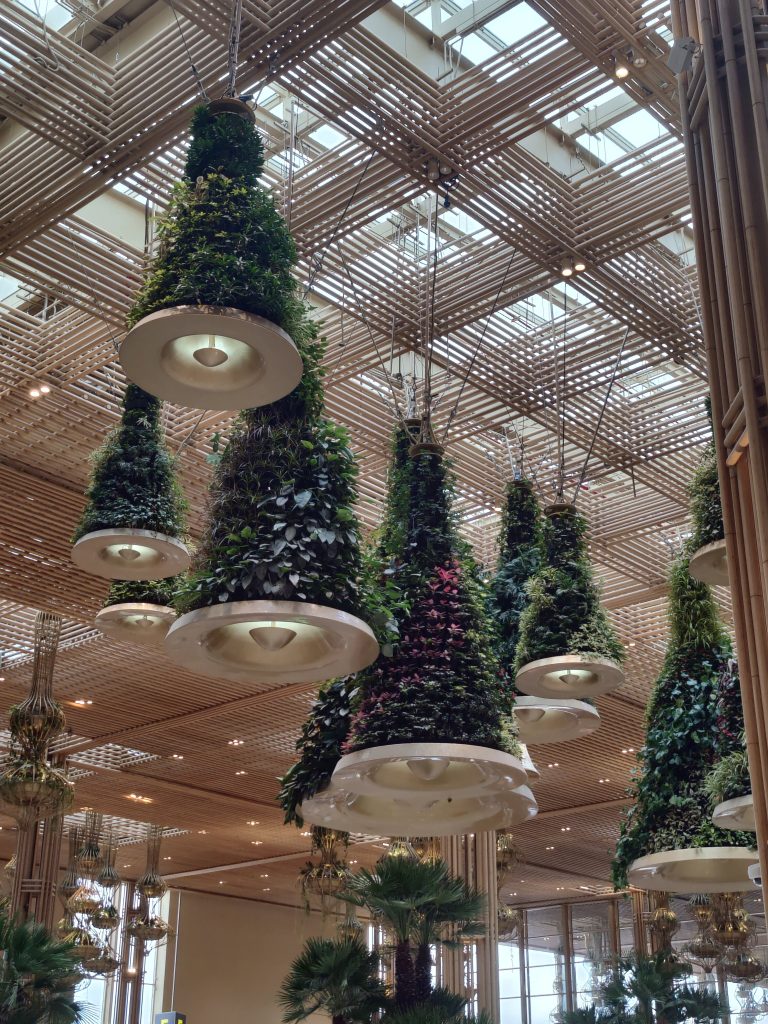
(165, 599), (379, 684)
(120, 305), (303, 411)
(95, 602), (176, 645)
(515, 654), (624, 699)
(514, 696), (601, 744)
(689, 539), (729, 587)
(627, 847), (758, 893)
(72, 528), (190, 581)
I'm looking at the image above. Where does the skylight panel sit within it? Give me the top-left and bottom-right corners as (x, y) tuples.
(308, 125), (348, 149)
(612, 108), (669, 148)
(484, 3), (546, 46)
(14, 0), (70, 30)
(575, 130), (627, 165)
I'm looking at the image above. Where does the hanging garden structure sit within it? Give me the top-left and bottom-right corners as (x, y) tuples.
(706, 660), (754, 834)
(95, 577), (177, 646)
(120, 99), (303, 411)
(303, 427), (536, 837)
(514, 501), (624, 699)
(165, 318), (378, 685)
(72, 384), (190, 580)
(614, 556), (756, 894)
(688, 404), (729, 587)
(488, 478), (600, 744)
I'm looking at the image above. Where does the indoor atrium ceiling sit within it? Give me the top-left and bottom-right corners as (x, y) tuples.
(0, 0), (721, 908)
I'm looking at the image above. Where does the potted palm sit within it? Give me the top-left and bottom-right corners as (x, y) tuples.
(0, 912), (86, 1022)
(72, 384), (189, 580)
(614, 556), (756, 893)
(121, 101), (303, 410)
(165, 317), (378, 685)
(320, 435), (535, 837)
(688, 403), (728, 587)
(95, 577), (178, 645)
(279, 936), (387, 1024)
(488, 479), (600, 743)
(515, 502), (624, 699)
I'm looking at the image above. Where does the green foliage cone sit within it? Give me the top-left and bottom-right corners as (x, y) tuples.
(487, 478), (542, 683)
(612, 557), (752, 890)
(514, 503), (623, 670)
(178, 317), (364, 614)
(689, 399), (725, 552)
(73, 383), (187, 541)
(128, 104), (302, 334)
(345, 444), (515, 754)
(103, 576), (179, 608)
(278, 423), (417, 825)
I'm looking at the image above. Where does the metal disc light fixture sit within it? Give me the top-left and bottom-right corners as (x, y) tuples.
(95, 578), (178, 646)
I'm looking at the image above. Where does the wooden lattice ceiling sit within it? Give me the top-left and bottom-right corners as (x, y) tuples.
(0, 0), (720, 908)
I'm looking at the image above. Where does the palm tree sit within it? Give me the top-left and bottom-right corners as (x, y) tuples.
(559, 952), (723, 1024)
(279, 936), (388, 1024)
(0, 912), (85, 1024)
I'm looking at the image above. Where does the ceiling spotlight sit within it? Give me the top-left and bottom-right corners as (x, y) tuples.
(614, 54), (630, 79)
(29, 388), (40, 399)
(573, 257), (586, 273)
(39, 384), (51, 394)
(560, 258), (574, 278)
(630, 48), (647, 68)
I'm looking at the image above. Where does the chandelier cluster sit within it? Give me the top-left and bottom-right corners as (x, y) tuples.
(682, 894), (766, 981)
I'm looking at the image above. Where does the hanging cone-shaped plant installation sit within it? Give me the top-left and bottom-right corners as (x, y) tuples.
(166, 318), (378, 685)
(121, 101), (303, 410)
(72, 384), (189, 580)
(706, 660), (754, 833)
(489, 480), (600, 744)
(95, 577), (178, 646)
(688, 400), (728, 587)
(514, 502), (624, 699)
(320, 437), (536, 837)
(615, 556), (756, 893)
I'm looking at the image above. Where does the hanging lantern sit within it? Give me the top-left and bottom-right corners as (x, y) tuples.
(91, 904), (120, 932)
(337, 910), (363, 940)
(136, 825), (168, 899)
(127, 914), (173, 944)
(76, 811), (104, 879)
(56, 913), (76, 941)
(412, 837), (442, 863)
(615, 557), (756, 894)
(647, 892), (679, 952)
(72, 385), (189, 581)
(68, 927), (102, 964)
(496, 832), (523, 885)
(120, 100), (303, 411)
(0, 758), (74, 827)
(7, 612), (66, 758)
(498, 904), (522, 942)
(385, 837), (417, 860)
(688, 402), (728, 587)
(710, 893), (752, 949)
(97, 832), (121, 893)
(96, 578), (178, 646)
(298, 826), (350, 907)
(725, 952), (766, 984)
(87, 952), (121, 976)
(165, 314), (378, 686)
(306, 434), (536, 837)
(67, 885), (101, 916)
(515, 504), (624, 699)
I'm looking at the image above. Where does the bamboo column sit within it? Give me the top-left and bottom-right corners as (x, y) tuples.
(672, 0), (768, 904)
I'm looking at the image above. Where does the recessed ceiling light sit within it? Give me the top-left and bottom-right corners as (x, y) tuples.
(300, 831), (311, 837)
(262, 887), (271, 892)
(547, 763), (559, 768)
(29, 388), (40, 399)
(218, 880), (225, 885)
(171, 753), (184, 760)
(251, 841), (262, 846)
(235, 770), (247, 776)
(350, 859), (358, 864)
(163, 856), (172, 861)
(73, 699), (93, 706)
(545, 846), (554, 851)
(247, 820), (259, 826)
(259, 873), (269, 878)
(197, 830), (208, 835)
(39, 384), (51, 394)
(228, 739), (244, 746)
(126, 793), (152, 804)
(560, 826), (571, 832)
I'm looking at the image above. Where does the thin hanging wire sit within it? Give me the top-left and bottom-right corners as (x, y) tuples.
(558, 280), (568, 498)
(225, 0), (243, 97)
(571, 326), (630, 506)
(166, 0), (209, 102)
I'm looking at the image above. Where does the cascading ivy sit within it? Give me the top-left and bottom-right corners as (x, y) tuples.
(128, 104), (302, 335)
(177, 316), (365, 615)
(514, 503), (623, 670)
(345, 446), (515, 755)
(612, 557), (752, 889)
(689, 400), (725, 552)
(73, 384), (187, 542)
(487, 479), (542, 685)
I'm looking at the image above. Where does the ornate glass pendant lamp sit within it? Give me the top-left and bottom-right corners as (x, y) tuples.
(120, 98), (302, 411)
(488, 477), (601, 743)
(614, 556), (756, 894)
(165, 319), (378, 684)
(304, 433), (536, 837)
(72, 385), (190, 580)
(688, 401), (729, 587)
(514, 502), (624, 699)
(95, 578), (177, 646)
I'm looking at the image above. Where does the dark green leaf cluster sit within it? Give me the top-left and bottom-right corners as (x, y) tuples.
(612, 558), (751, 890)
(278, 678), (359, 827)
(128, 106), (301, 333)
(515, 504), (623, 670)
(688, 404), (724, 551)
(73, 384), (187, 541)
(0, 912), (85, 1023)
(177, 318), (364, 615)
(346, 448), (513, 754)
(487, 479), (542, 676)
(704, 749), (751, 806)
(103, 576), (179, 608)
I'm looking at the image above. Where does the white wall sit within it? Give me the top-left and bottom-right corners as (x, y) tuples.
(157, 890), (338, 1024)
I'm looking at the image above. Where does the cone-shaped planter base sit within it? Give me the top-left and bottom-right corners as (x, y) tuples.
(519, 743), (539, 779)
(72, 528), (190, 580)
(514, 696), (601, 744)
(689, 539), (729, 588)
(712, 793), (755, 832)
(95, 602), (176, 645)
(165, 600), (379, 684)
(121, 306), (303, 411)
(627, 847), (758, 893)
(301, 776), (537, 838)
(515, 654), (623, 699)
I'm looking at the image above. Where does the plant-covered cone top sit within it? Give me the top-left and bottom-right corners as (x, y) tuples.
(177, 319), (364, 615)
(612, 557), (752, 889)
(487, 478), (541, 679)
(515, 502), (623, 669)
(128, 104), (301, 335)
(103, 577), (178, 609)
(73, 384), (186, 542)
(345, 444), (515, 754)
(689, 400), (724, 552)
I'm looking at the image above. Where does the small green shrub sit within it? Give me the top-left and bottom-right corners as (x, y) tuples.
(103, 578), (178, 608)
